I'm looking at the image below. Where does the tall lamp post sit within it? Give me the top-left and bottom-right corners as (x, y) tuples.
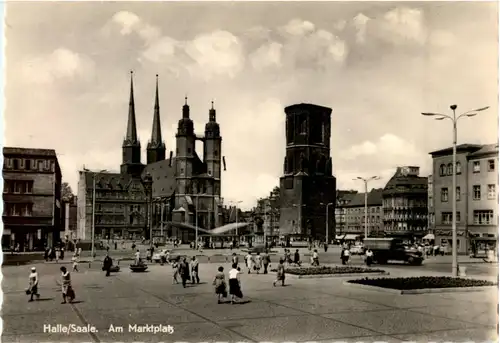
(320, 202), (333, 244)
(422, 104), (489, 277)
(141, 173), (153, 250)
(354, 176), (380, 240)
(83, 168), (107, 261)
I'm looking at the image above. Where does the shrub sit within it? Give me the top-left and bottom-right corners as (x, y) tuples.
(270, 265), (385, 275)
(348, 276), (496, 290)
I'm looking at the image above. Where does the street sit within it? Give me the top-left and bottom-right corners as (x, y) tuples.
(2, 257), (497, 342)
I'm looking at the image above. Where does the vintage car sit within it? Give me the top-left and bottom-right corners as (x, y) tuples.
(364, 238), (424, 265)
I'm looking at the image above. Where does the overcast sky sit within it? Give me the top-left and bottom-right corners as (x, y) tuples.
(4, 1), (498, 209)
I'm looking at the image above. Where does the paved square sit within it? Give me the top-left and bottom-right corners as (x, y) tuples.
(2, 262), (497, 342)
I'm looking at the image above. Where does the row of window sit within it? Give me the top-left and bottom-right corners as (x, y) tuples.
(4, 203), (33, 216)
(4, 158), (54, 172)
(441, 210), (495, 225)
(439, 159), (495, 177)
(440, 185), (496, 202)
(3, 180), (34, 194)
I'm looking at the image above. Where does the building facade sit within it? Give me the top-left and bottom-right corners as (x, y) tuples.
(279, 103), (336, 240)
(382, 166), (428, 236)
(2, 148), (62, 251)
(430, 143), (498, 253)
(77, 73), (224, 242)
(341, 189), (383, 237)
(427, 175), (435, 232)
(335, 190), (358, 237)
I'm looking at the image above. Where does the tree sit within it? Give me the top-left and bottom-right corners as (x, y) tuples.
(61, 182), (74, 202)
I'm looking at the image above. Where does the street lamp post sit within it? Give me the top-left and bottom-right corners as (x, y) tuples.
(353, 176), (380, 240)
(141, 173), (153, 250)
(422, 104), (489, 277)
(84, 168), (107, 261)
(320, 202), (333, 244)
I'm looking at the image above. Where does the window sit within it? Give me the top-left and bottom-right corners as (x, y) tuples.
(473, 161), (480, 173)
(439, 164), (446, 176)
(488, 159), (495, 172)
(447, 163), (453, 175)
(25, 159), (31, 170)
(214, 150), (218, 157)
(456, 162), (461, 174)
(38, 160), (44, 171)
(25, 181), (33, 194)
(300, 119), (307, 134)
(441, 212), (460, 224)
(488, 184), (496, 199)
(22, 204), (33, 216)
(12, 159), (19, 170)
(441, 188), (448, 202)
(473, 210), (494, 225)
(473, 185), (481, 200)
(456, 187), (461, 201)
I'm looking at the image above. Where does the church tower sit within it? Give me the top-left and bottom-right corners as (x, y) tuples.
(204, 101), (222, 194)
(147, 74), (166, 164)
(121, 71), (144, 176)
(174, 97), (196, 221)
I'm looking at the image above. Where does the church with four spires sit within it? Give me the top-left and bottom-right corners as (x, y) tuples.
(76, 72), (224, 242)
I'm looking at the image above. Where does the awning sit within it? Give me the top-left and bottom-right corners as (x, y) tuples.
(343, 234), (359, 240)
(423, 233), (435, 240)
(335, 234), (346, 240)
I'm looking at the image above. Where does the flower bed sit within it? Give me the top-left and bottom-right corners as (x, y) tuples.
(270, 266), (385, 275)
(348, 276), (496, 290)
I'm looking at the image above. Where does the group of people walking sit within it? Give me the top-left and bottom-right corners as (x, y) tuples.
(172, 256), (200, 287)
(26, 266), (75, 304)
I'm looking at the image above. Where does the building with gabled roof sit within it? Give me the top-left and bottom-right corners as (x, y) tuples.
(382, 166), (428, 236)
(338, 188), (383, 238)
(77, 73), (224, 242)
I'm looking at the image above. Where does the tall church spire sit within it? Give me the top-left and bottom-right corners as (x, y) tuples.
(125, 71), (138, 144)
(147, 74), (166, 164)
(150, 74), (162, 143)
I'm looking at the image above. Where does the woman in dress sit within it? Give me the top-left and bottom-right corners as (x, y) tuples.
(172, 258), (179, 284)
(213, 266), (227, 304)
(228, 263), (243, 304)
(27, 267), (40, 302)
(273, 259), (286, 287)
(60, 266), (75, 304)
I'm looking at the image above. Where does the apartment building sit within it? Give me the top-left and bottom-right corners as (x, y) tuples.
(430, 143), (498, 253)
(2, 147), (62, 251)
(341, 188), (384, 238)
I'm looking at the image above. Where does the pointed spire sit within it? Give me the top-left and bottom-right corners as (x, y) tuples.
(150, 74), (162, 144)
(182, 95), (190, 118)
(125, 71), (138, 144)
(209, 100), (216, 122)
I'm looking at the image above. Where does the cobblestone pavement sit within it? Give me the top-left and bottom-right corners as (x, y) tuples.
(2, 262), (497, 342)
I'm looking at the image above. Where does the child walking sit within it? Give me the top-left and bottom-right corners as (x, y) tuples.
(213, 266), (227, 304)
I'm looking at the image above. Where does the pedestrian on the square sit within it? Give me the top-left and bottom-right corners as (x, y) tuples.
(27, 267), (40, 302)
(44, 247), (49, 262)
(59, 266), (75, 304)
(365, 249), (373, 267)
(60, 247), (65, 260)
(172, 259), (179, 284)
(228, 263), (243, 304)
(293, 249), (301, 266)
(71, 253), (79, 272)
(254, 252), (262, 274)
(324, 242), (328, 252)
(103, 253), (113, 277)
(179, 257), (190, 288)
(273, 259), (285, 287)
(262, 251), (271, 274)
(190, 256), (200, 284)
(134, 249), (141, 265)
(232, 252), (239, 266)
(213, 266), (227, 304)
(245, 252), (253, 274)
(341, 248), (350, 265)
(312, 249), (319, 266)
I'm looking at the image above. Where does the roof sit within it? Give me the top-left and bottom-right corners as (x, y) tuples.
(142, 158), (176, 198)
(383, 167), (428, 196)
(467, 143), (499, 158)
(3, 147), (57, 157)
(82, 171), (132, 191)
(429, 144), (482, 157)
(284, 103), (332, 115)
(344, 188), (383, 207)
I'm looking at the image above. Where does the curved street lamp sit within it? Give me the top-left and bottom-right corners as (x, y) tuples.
(422, 104), (489, 277)
(353, 176), (380, 240)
